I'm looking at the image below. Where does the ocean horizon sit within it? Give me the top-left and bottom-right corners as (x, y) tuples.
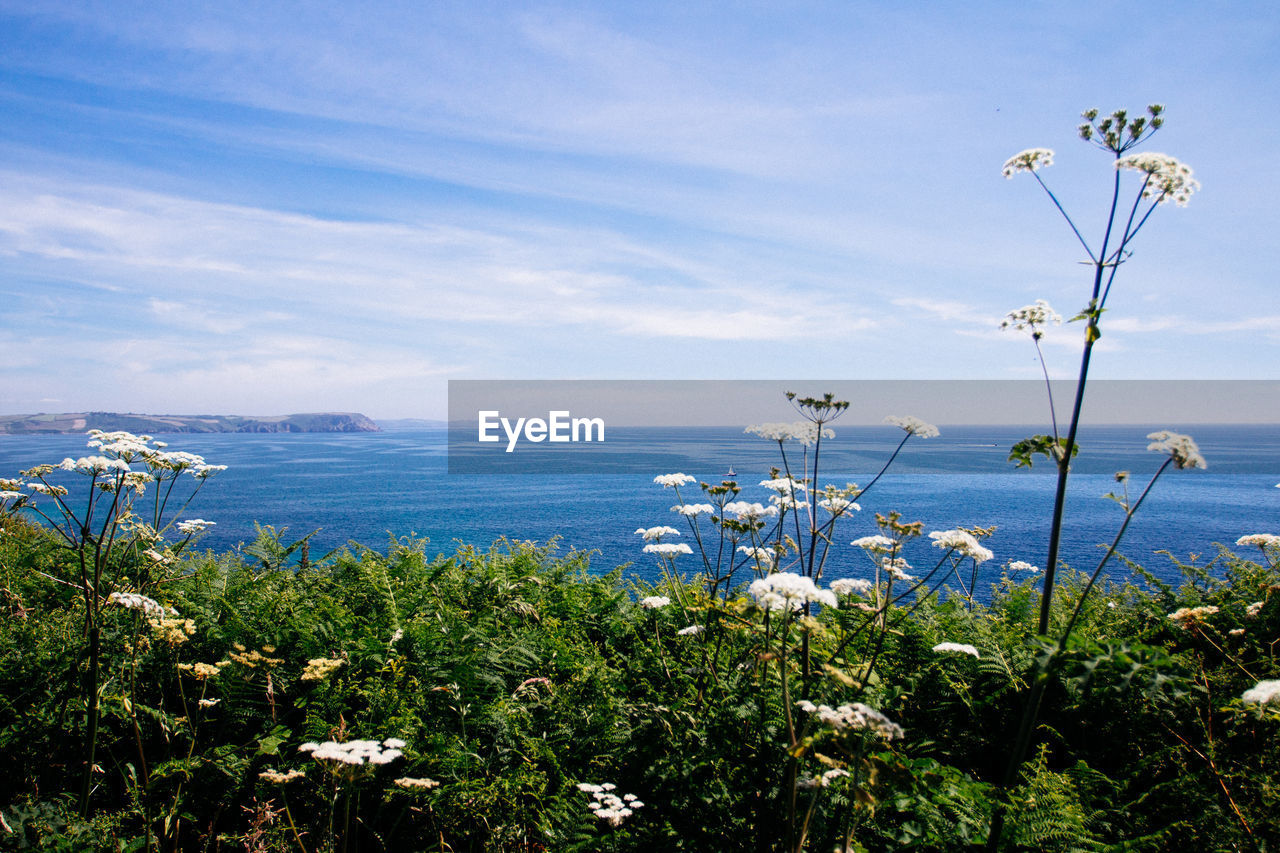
(2, 424), (1277, 594)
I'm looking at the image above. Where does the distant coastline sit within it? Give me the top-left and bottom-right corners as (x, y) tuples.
(0, 411), (380, 435)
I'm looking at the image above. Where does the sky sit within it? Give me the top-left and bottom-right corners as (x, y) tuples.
(1, 1), (1277, 420)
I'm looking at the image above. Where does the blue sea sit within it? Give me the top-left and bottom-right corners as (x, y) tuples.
(2, 425), (1277, 591)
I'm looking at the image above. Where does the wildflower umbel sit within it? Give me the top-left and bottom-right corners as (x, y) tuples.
(929, 529), (994, 563)
(642, 542), (693, 558)
(748, 573), (837, 611)
(884, 415), (939, 439)
(298, 738), (406, 767)
(933, 642), (980, 658)
(795, 700), (904, 739)
(745, 421), (834, 446)
(1116, 152), (1199, 206)
(654, 473), (696, 488)
(577, 783), (644, 827)
(1147, 431), (1206, 470)
(1242, 680), (1280, 707)
(106, 591), (166, 619)
(1001, 300), (1062, 339)
(1002, 147), (1054, 178)
(829, 577), (873, 596)
(1236, 534), (1280, 550)
(638, 596), (671, 609)
(300, 657), (346, 681)
(635, 526), (681, 542)
(1168, 605), (1219, 629)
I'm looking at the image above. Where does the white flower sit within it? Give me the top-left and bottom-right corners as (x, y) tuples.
(759, 477), (807, 494)
(106, 591), (166, 618)
(884, 415), (939, 439)
(745, 421), (834, 446)
(1002, 147), (1054, 178)
(819, 497), (860, 514)
(1241, 680), (1280, 707)
(301, 738), (406, 767)
(795, 700), (903, 739)
(580, 783), (644, 827)
(654, 473), (697, 488)
(1147, 431), (1206, 470)
(176, 519), (216, 534)
(829, 577), (873, 596)
(933, 642), (980, 658)
(1006, 560), (1039, 573)
(737, 546), (777, 567)
(1001, 300), (1062, 337)
(672, 503), (715, 517)
(769, 493), (809, 511)
(929, 529), (994, 563)
(59, 455), (131, 475)
(1236, 534), (1280, 549)
(882, 557), (916, 581)
(1168, 605), (1219, 628)
(635, 526), (681, 542)
(394, 776), (439, 790)
(198, 698), (221, 708)
(1116, 152), (1199, 206)
(643, 542), (693, 558)
(1246, 601), (1264, 618)
(722, 501), (779, 521)
(259, 768), (306, 784)
(0, 490), (25, 501)
(677, 624), (703, 636)
(851, 535), (896, 552)
(748, 573), (837, 611)
(639, 596), (671, 609)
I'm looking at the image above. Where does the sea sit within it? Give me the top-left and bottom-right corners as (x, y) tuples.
(2, 425), (1277, 592)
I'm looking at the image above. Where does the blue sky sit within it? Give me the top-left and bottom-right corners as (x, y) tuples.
(1, 1), (1277, 419)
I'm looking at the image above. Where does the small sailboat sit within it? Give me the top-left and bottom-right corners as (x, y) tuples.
(726, 465), (737, 478)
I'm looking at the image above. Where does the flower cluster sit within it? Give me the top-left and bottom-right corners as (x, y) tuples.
(177, 661), (226, 680)
(394, 776), (440, 791)
(175, 519), (217, 535)
(795, 700), (904, 739)
(819, 496), (860, 515)
(1001, 299), (1062, 339)
(722, 501), (779, 521)
(59, 456), (131, 476)
(882, 557), (915, 581)
(638, 595), (670, 609)
(759, 477), (806, 495)
(737, 546), (778, 568)
(933, 642), (980, 658)
(1168, 605), (1219, 629)
(1116, 152), (1199, 206)
(851, 535), (896, 553)
(748, 573), (837, 611)
(259, 768), (306, 784)
(1002, 147), (1054, 178)
(884, 415), (939, 439)
(928, 529), (994, 563)
(301, 656), (346, 681)
(1241, 680), (1280, 707)
(106, 591), (166, 619)
(676, 624), (703, 636)
(1147, 431), (1206, 470)
(745, 422), (834, 446)
(654, 473), (696, 488)
(228, 644), (284, 668)
(635, 525), (681, 542)
(1236, 533), (1280, 550)
(829, 577), (872, 596)
(299, 737), (406, 766)
(671, 503), (715, 516)
(642, 542), (693, 558)
(577, 783), (644, 827)
(797, 768), (850, 790)
(1006, 560), (1039, 573)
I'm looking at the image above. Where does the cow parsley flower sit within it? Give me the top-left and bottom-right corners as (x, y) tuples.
(722, 501), (779, 520)
(1168, 605), (1219, 629)
(745, 421), (834, 446)
(0, 490), (25, 502)
(259, 768), (306, 784)
(1241, 680), (1280, 707)
(1002, 147), (1054, 178)
(60, 456), (131, 475)
(1246, 601), (1264, 618)
(884, 415), (939, 439)
(654, 473), (696, 488)
(643, 542), (693, 557)
(1006, 560), (1039, 573)
(737, 546), (777, 567)
(176, 519), (216, 535)
(1116, 152), (1200, 206)
(579, 783), (644, 826)
(829, 577), (873, 596)
(198, 698), (221, 708)
(794, 700), (903, 739)
(882, 557), (916, 581)
(1147, 431), (1206, 470)
(672, 503), (715, 516)
(1236, 533), (1280, 550)
(677, 624), (703, 636)
(300, 738), (405, 768)
(749, 573), (837, 611)
(851, 535), (896, 553)
(635, 526), (681, 542)
(759, 477), (807, 494)
(933, 642), (980, 658)
(394, 776), (439, 790)
(929, 529), (994, 563)
(106, 591), (166, 619)
(1001, 300), (1062, 338)
(639, 595), (671, 609)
